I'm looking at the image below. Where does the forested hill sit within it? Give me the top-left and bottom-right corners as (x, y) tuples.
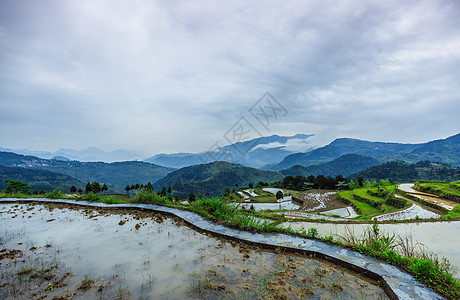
(0, 164), (86, 192)
(0, 151), (174, 193)
(348, 161), (460, 183)
(153, 161), (284, 198)
(273, 133), (460, 170)
(281, 154), (379, 177)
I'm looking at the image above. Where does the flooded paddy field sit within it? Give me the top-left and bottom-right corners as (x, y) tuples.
(279, 221), (460, 271)
(0, 202), (389, 299)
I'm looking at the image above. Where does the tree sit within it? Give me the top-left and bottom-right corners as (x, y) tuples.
(4, 180), (30, 194)
(145, 182), (153, 192)
(101, 183), (108, 194)
(85, 182), (92, 194)
(160, 186), (167, 197)
(276, 190), (284, 200)
(91, 182), (102, 194)
(167, 186), (172, 194)
(248, 183), (253, 189)
(336, 181), (347, 191)
(69, 185), (77, 193)
(125, 185), (131, 195)
(135, 183), (140, 189)
(357, 177), (364, 187)
(188, 190), (196, 202)
(77, 188), (83, 194)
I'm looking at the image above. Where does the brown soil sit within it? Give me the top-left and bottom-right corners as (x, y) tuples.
(297, 190), (345, 212)
(0, 249), (22, 261)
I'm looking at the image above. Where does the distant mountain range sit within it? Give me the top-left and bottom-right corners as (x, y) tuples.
(2, 132), (460, 196)
(0, 151), (173, 193)
(153, 161), (283, 197)
(144, 134), (316, 169)
(272, 133), (460, 170)
(0, 146), (146, 163)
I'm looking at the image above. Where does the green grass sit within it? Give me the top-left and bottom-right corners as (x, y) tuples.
(189, 197), (275, 232)
(0, 191), (31, 198)
(353, 188), (409, 215)
(337, 190), (381, 220)
(353, 188), (385, 203)
(415, 181), (460, 199)
(352, 201), (381, 219)
(442, 205), (460, 220)
(339, 222), (460, 299)
(252, 189), (277, 203)
(252, 194), (277, 203)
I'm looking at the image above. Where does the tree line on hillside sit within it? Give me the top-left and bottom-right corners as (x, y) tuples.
(267, 175), (348, 191)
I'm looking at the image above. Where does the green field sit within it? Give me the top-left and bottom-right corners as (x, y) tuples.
(337, 186), (409, 220)
(337, 190), (381, 219)
(414, 181), (460, 199)
(353, 188), (385, 202)
(251, 189), (277, 203)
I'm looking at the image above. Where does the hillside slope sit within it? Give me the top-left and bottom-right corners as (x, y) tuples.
(0, 151), (173, 192)
(273, 138), (419, 170)
(153, 161), (283, 197)
(383, 133), (460, 166)
(281, 154), (379, 177)
(273, 133), (460, 170)
(349, 161), (460, 182)
(0, 165), (86, 192)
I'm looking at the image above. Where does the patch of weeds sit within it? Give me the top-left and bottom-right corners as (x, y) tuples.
(78, 275), (95, 291)
(306, 227), (319, 238)
(45, 189), (64, 199)
(115, 285), (131, 300)
(313, 266), (327, 277)
(141, 273), (155, 289)
(339, 222), (460, 299)
(17, 266), (33, 276)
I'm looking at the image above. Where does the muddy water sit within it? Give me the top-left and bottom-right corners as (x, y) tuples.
(0, 203), (388, 299)
(279, 221), (460, 271)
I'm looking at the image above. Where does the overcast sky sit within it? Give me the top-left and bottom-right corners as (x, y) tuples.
(1, 0), (459, 155)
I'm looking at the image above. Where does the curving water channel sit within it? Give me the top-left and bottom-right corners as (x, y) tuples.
(0, 202), (389, 299)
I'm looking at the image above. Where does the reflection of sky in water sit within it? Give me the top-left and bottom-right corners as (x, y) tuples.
(0, 203), (389, 299)
(320, 206), (359, 218)
(279, 221), (460, 271)
(239, 202), (299, 211)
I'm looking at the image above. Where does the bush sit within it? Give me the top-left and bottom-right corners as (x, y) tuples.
(82, 192), (99, 202)
(45, 189), (64, 199)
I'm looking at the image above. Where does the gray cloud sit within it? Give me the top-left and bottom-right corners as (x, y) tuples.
(1, 0), (459, 154)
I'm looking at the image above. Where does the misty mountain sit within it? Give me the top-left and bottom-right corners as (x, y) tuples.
(272, 133), (460, 170)
(0, 146), (146, 163)
(0, 151), (173, 193)
(153, 161), (284, 197)
(280, 154), (380, 177)
(145, 134), (315, 169)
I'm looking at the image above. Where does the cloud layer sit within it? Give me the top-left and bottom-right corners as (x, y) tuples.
(1, 0), (459, 154)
